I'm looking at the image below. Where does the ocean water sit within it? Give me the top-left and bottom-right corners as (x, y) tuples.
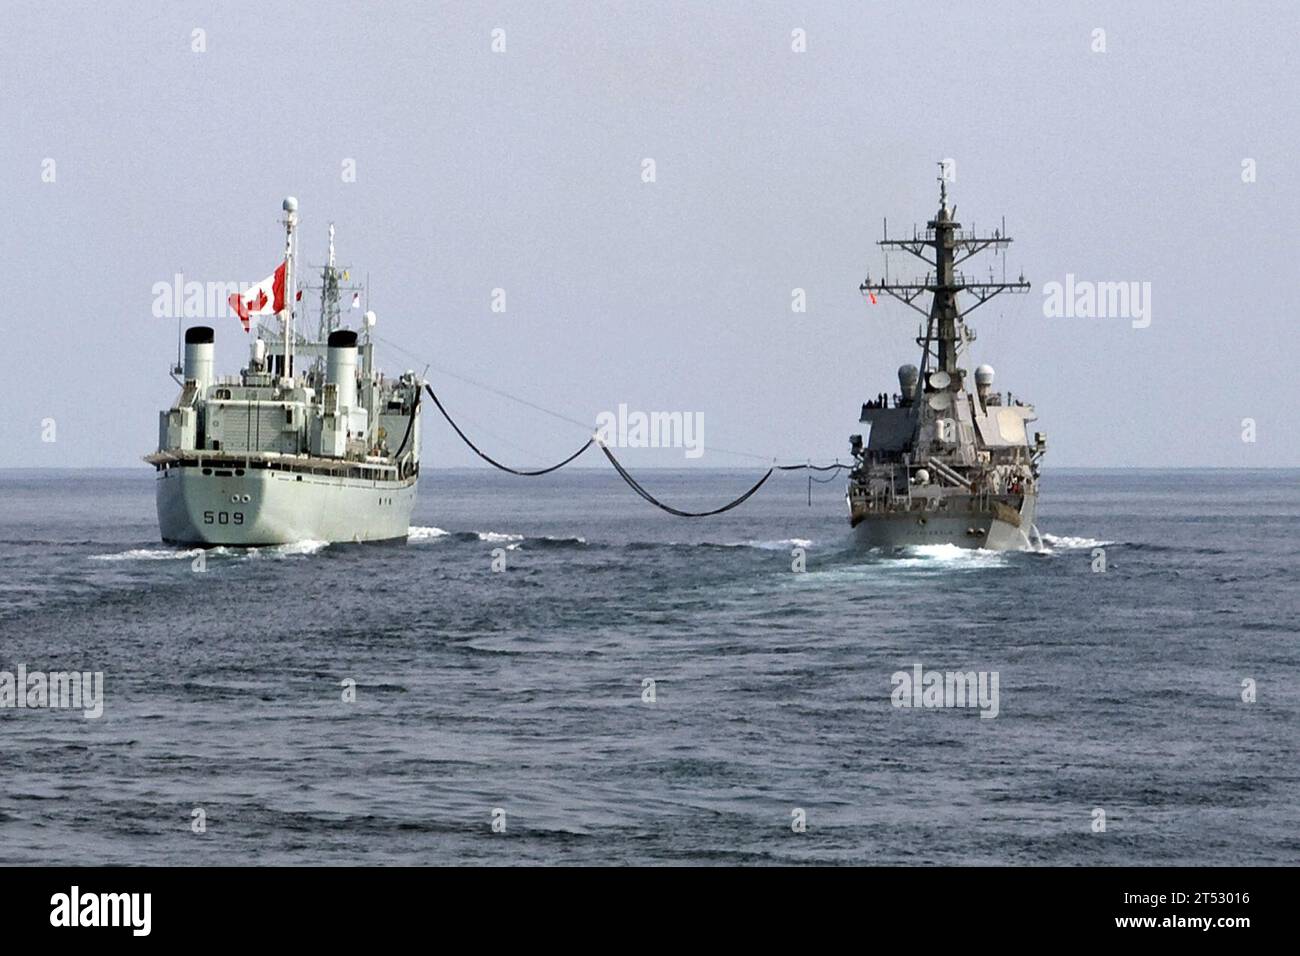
(0, 467), (1296, 865)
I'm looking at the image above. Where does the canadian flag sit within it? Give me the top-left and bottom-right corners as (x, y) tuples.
(228, 261), (287, 332)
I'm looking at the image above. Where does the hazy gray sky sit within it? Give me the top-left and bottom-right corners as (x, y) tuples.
(2, 1), (1296, 468)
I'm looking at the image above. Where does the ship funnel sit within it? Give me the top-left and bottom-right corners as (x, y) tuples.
(183, 326), (215, 393)
(897, 364), (919, 395)
(327, 329), (359, 409)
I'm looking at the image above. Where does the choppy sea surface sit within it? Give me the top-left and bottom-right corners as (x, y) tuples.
(0, 467), (1296, 865)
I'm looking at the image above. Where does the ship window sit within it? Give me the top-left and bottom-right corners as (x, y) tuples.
(285, 408), (294, 424)
(211, 440), (221, 451)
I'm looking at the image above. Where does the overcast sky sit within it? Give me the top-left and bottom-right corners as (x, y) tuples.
(2, 1), (1296, 469)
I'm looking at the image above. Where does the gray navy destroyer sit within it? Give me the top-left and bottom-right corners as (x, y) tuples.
(848, 173), (1046, 550)
(146, 198), (422, 545)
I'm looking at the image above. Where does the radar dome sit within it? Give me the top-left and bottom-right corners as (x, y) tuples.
(897, 364), (919, 390)
(975, 364), (996, 387)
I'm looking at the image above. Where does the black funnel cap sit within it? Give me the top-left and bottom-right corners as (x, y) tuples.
(327, 330), (358, 348)
(184, 326), (215, 345)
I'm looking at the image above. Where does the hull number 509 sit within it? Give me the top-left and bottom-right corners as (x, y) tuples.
(203, 511), (244, 525)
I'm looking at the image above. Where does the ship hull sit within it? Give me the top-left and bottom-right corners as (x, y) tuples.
(851, 494), (1037, 551)
(155, 464), (417, 546)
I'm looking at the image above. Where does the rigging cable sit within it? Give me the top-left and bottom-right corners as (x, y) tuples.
(424, 384), (593, 476)
(376, 332), (811, 466)
(776, 461), (846, 473)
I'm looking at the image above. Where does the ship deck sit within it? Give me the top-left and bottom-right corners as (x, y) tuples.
(143, 449), (409, 482)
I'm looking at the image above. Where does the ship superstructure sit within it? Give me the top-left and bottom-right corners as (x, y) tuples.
(145, 198), (422, 545)
(848, 172), (1046, 550)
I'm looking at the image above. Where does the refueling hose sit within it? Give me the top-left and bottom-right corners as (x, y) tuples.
(424, 384), (593, 476)
(392, 384), (421, 460)
(423, 383), (846, 516)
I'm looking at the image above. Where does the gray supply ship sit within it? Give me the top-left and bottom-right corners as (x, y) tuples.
(848, 172), (1045, 550)
(145, 198), (422, 546)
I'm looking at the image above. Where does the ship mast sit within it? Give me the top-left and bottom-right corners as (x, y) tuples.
(318, 222), (341, 342)
(281, 196), (299, 379)
(305, 223), (365, 354)
(861, 165), (1029, 393)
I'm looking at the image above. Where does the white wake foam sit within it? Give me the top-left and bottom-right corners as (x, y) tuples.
(407, 526), (451, 542)
(253, 539), (330, 558)
(725, 537), (813, 551)
(476, 531), (524, 543)
(887, 543), (1009, 568)
(89, 547), (204, 562)
(89, 540), (328, 561)
(1040, 533), (1113, 550)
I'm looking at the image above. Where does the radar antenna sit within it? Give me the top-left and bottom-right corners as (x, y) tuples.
(860, 165), (1030, 393)
(305, 223), (366, 346)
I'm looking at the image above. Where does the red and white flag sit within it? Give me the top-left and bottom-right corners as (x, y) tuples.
(228, 261), (287, 332)
(350, 291), (361, 310)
